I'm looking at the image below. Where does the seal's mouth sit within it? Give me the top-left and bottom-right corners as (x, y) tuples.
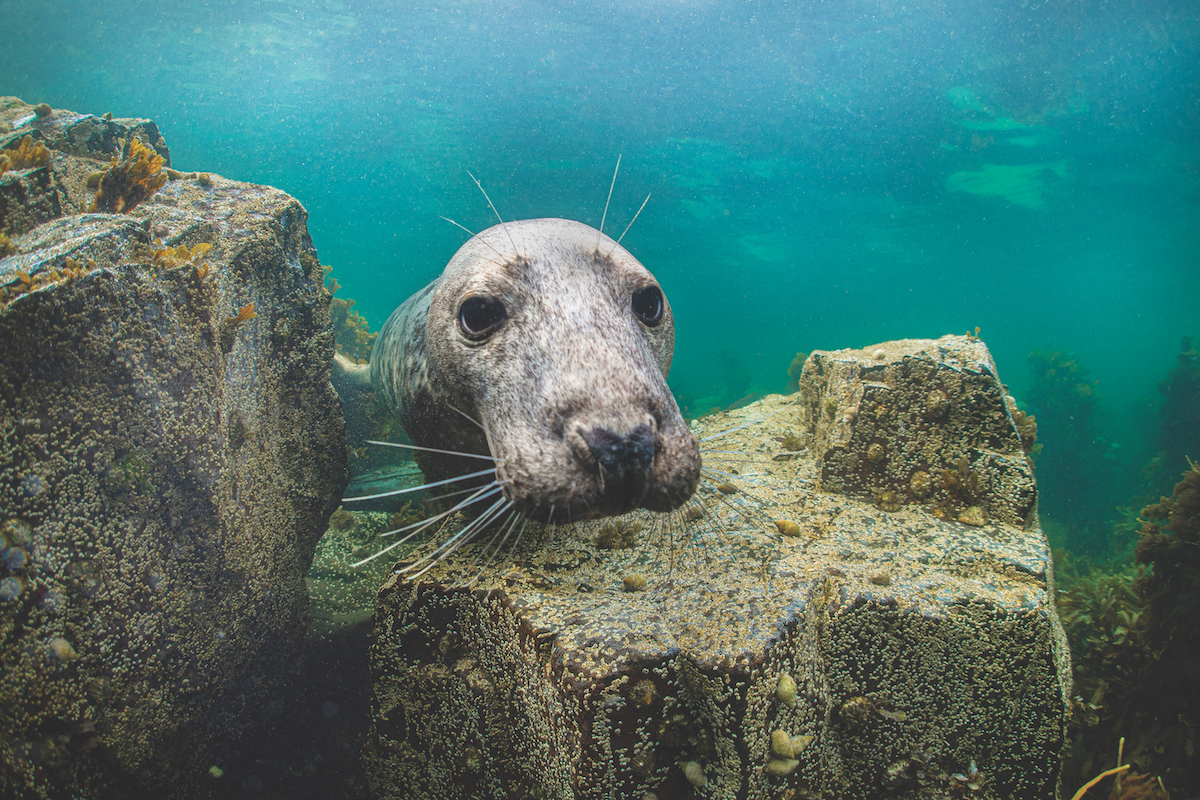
(580, 422), (656, 515)
(501, 416), (701, 524)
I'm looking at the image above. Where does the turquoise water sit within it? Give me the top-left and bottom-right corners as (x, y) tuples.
(3, 0), (1197, 549)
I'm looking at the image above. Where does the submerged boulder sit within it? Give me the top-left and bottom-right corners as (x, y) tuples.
(364, 336), (1069, 799)
(0, 99), (346, 798)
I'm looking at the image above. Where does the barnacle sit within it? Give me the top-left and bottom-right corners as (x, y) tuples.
(0, 134), (51, 177)
(909, 470), (932, 499)
(925, 388), (951, 420)
(875, 490), (902, 512)
(89, 138), (168, 213)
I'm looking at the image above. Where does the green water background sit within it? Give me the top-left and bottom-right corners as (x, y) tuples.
(2, 0), (1197, 553)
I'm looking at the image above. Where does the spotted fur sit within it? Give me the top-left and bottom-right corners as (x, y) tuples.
(369, 218), (700, 523)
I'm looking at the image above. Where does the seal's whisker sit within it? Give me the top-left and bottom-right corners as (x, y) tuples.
(460, 505), (521, 573)
(697, 395), (803, 443)
(457, 510), (525, 589)
(417, 479), (512, 504)
(466, 170), (517, 254)
(437, 215), (475, 237)
(402, 496), (513, 580)
(377, 482), (504, 541)
(598, 153), (622, 244)
(341, 467), (497, 502)
(446, 403), (488, 434)
(437, 215), (510, 264)
(349, 483), (505, 568)
(612, 192), (651, 250)
(365, 439), (500, 462)
(700, 448), (805, 458)
(700, 466), (751, 481)
(696, 473), (775, 531)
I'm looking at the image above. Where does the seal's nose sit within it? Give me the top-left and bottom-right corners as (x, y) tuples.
(581, 423), (655, 513)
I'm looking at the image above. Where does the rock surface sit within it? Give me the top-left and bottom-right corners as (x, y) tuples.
(364, 336), (1070, 800)
(796, 336), (1038, 529)
(0, 98), (346, 798)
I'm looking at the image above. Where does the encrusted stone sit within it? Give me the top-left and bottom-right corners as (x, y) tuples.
(364, 338), (1068, 799)
(1, 98), (345, 799)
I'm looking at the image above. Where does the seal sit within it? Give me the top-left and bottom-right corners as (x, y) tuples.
(363, 217), (700, 524)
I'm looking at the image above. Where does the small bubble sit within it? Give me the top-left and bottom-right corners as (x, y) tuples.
(321, 701), (339, 718)
(20, 475), (46, 497)
(0, 577), (21, 601)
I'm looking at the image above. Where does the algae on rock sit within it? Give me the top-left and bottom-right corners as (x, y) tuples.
(0, 98), (347, 800)
(364, 336), (1070, 800)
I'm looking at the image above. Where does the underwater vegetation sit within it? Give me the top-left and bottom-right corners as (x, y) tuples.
(152, 240), (215, 282)
(326, 269), (377, 363)
(0, 134), (50, 178)
(0, 256), (92, 308)
(322, 274), (408, 466)
(1152, 336), (1200, 487)
(594, 518), (642, 550)
(88, 138), (167, 214)
(787, 351), (809, 393)
(1025, 349), (1118, 553)
(1056, 461), (1200, 796)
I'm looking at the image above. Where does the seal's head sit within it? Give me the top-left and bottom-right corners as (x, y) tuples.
(370, 217), (700, 524)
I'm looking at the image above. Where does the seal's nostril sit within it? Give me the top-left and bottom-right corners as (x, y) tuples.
(582, 423), (655, 479)
(579, 423), (656, 514)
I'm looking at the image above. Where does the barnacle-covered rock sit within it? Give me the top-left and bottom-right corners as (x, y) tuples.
(798, 335), (1037, 527)
(88, 138), (168, 213)
(0, 97), (171, 238)
(364, 338), (1068, 799)
(0, 102), (346, 799)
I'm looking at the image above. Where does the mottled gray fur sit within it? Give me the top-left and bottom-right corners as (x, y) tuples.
(369, 217), (700, 523)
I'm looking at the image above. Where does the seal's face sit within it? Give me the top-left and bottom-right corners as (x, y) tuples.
(422, 218), (700, 523)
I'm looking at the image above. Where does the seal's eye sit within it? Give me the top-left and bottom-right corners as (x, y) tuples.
(458, 295), (507, 341)
(631, 286), (664, 328)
